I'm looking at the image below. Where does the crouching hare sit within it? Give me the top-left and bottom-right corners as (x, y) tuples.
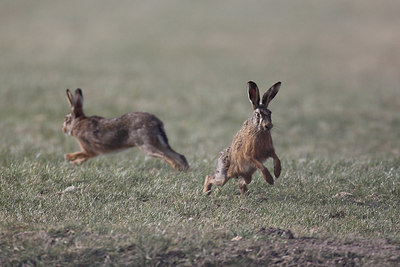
(203, 81), (281, 195)
(62, 88), (189, 171)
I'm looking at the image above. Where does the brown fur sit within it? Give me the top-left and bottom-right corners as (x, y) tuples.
(62, 89), (189, 171)
(203, 81), (281, 195)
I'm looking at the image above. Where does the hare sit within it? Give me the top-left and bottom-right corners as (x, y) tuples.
(62, 88), (189, 171)
(203, 81), (281, 195)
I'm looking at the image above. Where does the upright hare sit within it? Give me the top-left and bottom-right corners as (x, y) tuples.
(203, 81), (281, 195)
(62, 88), (189, 171)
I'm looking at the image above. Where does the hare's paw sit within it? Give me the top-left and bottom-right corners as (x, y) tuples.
(172, 162), (184, 171)
(263, 171), (274, 185)
(64, 153), (76, 161)
(71, 157), (88, 165)
(203, 175), (213, 194)
(274, 158), (281, 178)
(238, 178), (248, 196)
(65, 152), (83, 162)
(65, 151), (91, 164)
(274, 166), (281, 178)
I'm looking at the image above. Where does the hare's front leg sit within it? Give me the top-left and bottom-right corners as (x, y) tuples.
(64, 151), (92, 165)
(251, 159), (274, 185)
(64, 151), (81, 161)
(272, 153), (281, 178)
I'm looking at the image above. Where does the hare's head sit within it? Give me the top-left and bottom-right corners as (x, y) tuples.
(248, 81), (281, 131)
(62, 88), (85, 135)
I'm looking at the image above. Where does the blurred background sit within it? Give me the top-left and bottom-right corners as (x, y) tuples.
(1, 0), (399, 162)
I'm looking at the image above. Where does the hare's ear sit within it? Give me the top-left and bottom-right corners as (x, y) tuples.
(72, 88), (84, 117)
(66, 89), (74, 107)
(248, 81), (260, 110)
(74, 88), (84, 108)
(262, 81), (281, 107)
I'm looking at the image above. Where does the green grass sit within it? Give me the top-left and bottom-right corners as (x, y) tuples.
(1, 0), (400, 265)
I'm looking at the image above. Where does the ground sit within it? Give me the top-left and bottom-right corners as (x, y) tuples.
(1, 0), (399, 265)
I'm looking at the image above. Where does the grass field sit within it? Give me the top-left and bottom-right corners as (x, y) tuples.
(1, 0), (400, 265)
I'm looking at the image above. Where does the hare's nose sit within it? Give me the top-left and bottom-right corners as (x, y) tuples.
(264, 123), (273, 130)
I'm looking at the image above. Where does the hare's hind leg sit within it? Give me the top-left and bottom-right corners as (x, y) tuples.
(203, 149), (231, 194)
(138, 126), (188, 171)
(159, 147), (189, 171)
(203, 173), (230, 194)
(203, 175), (213, 194)
(139, 143), (188, 171)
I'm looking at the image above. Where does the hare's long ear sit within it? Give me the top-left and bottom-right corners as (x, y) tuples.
(248, 81), (260, 110)
(66, 89), (74, 107)
(73, 88), (85, 117)
(262, 81), (281, 107)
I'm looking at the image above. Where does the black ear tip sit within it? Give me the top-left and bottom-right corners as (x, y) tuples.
(248, 81), (257, 87)
(75, 88), (83, 95)
(276, 81), (282, 86)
